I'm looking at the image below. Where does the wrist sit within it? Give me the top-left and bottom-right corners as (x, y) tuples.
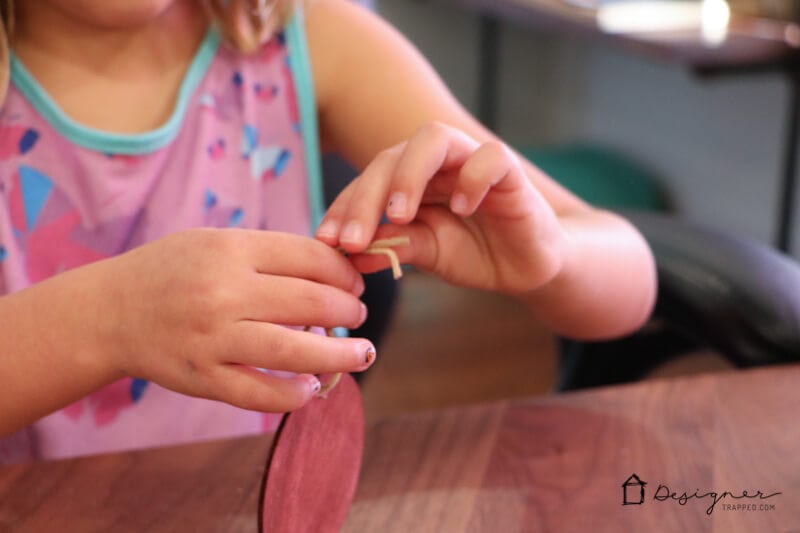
(508, 214), (573, 300)
(45, 259), (128, 384)
(519, 209), (656, 339)
(519, 223), (574, 300)
(0, 261), (125, 433)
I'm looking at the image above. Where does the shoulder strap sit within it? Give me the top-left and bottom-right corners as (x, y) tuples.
(285, 10), (325, 230)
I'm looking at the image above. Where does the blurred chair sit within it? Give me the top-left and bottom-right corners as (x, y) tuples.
(518, 144), (667, 211)
(557, 210), (800, 391)
(519, 143), (800, 390)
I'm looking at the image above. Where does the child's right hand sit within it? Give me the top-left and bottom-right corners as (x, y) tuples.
(94, 228), (374, 413)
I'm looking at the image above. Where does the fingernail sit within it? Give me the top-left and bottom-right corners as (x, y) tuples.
(316, 220), (338, 239)
(353, 275), (365, 296)
(358, 302), (368, 326)
(307, 375), (321, 394)
(341, 221), (363, 244)
(451, 192), (469, 215)
(364, 345), (376, 365)
(387, 192), (407, 219)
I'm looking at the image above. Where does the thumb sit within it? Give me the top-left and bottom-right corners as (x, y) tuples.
(347, 218), (440, 276)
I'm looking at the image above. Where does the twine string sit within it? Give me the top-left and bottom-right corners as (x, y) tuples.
(311, 236), (411, 396)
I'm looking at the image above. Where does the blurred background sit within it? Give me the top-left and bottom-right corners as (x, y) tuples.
(350, 0), (800, 419)
(371, 0), (798, 251)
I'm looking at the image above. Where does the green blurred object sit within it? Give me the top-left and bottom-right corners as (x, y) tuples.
(518, 144), (667, 211)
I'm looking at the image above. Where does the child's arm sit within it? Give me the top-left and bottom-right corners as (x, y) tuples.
(0, 229), (374, 436)
(308, 0), (656, 340)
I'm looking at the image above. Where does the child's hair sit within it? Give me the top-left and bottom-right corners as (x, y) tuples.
(0, 0), (13, 105)
(0, 0), (297, 105)
(205, 0), (297, 53)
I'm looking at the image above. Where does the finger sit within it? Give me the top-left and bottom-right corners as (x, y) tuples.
(386, 123), (479, 225)
(337, 145), (404, 252)
(450, 141), (517, 216)
(242, 274), (367, 329)
(346, 218), (441, 275)
(245, 231), (364, 296)
(212, 364), (320, 412)
(315, 179), (358, 246)
(225, 321), (377, 374)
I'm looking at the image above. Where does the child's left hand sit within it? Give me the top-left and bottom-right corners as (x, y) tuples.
(315, 122), (570, 295)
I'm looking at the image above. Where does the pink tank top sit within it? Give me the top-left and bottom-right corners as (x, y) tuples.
(0, 16), (326, 464)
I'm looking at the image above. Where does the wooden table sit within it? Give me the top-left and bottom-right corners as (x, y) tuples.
(2, 365), (799, 531)
(0, 433), (276, 532)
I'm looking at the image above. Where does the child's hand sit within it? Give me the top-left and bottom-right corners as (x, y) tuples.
(98, 229), (373, 413)
(316, 122), (569, 295)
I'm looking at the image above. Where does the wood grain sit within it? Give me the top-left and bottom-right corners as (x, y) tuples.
(347, 365), (800, 532)
(262, 374), (364, 533)
(0, 434), (274, 533)
(2, 366), (799, 532)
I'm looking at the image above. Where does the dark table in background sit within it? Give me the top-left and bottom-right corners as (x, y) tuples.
(435, 0), (800, 253)
(1, 364), (799, 531)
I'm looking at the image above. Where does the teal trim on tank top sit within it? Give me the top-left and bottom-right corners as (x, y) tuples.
(9, 28), (221, 155)
(285, 11), (325, 230)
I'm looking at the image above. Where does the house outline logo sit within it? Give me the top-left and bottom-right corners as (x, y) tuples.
(622, 473), (647, 505)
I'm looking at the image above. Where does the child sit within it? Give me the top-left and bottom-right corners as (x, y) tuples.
(0, 0), (655, 463)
